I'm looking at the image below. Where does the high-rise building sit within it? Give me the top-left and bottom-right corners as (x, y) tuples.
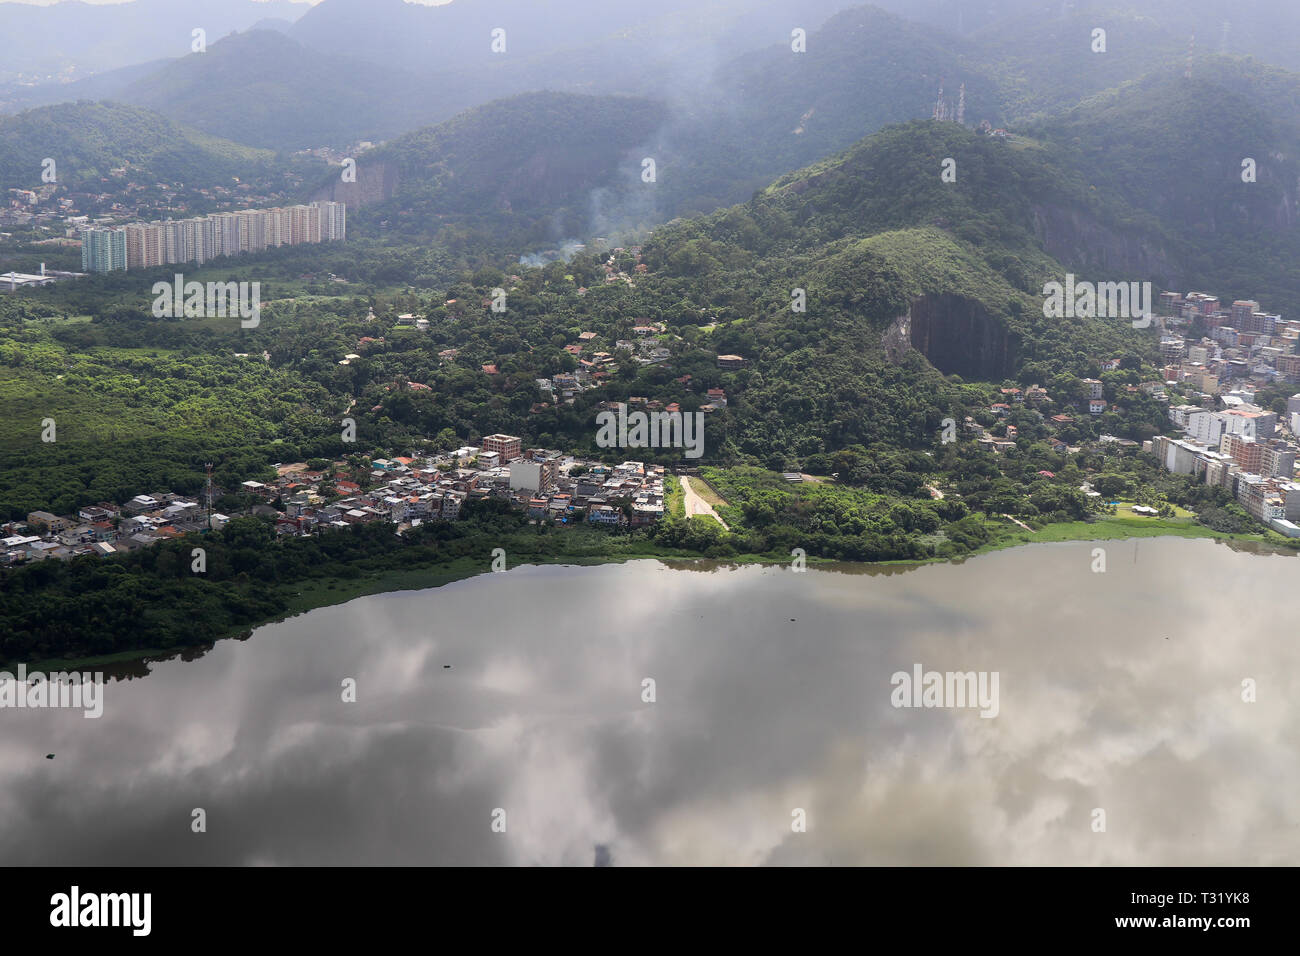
(80, 227), (127, 272)
(1263, 442), (1296, 479)
(1230, 300), (1260, 327)
(211, 212), (240, 259)
(1159, 291), (1184, 315)
(124, 223), (164, 270)
(200, 217), (221, 262)
(290, 204), (321, 245)
(509, 458), (558, 494)
(1220, 433), (1266, 475)
(181, 218), (206, 264)
(265, 207), (291, 247)
(78, 202), (345, 272)
(315, 200), (347, 241)
(236, 209), (267, 254)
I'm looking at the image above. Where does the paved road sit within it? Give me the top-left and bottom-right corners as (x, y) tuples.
(680, 476), (729, 529)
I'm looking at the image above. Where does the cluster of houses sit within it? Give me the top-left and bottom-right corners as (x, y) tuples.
(530, 323), (732, 412)
(597, 246), (647, 289)
(968, 292), (1298, 461)
(5, 494), (228, 565)
(1, 436), (668, 566)
(967, 375), (1155, 453)
(3, 170), (296, 233)
(1156, 294), (1300, 387)
(586, 386), (729, 423)
(268, 440), (667, 534)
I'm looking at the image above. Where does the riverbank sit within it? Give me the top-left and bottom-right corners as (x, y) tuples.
(23, 545), (695, 673)
(25, 509), (1293, 674)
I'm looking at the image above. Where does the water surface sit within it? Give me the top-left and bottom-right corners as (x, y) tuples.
(2, 537), (1297, 865)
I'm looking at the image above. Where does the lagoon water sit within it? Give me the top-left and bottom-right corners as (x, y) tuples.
(2, 537), (1298, 865)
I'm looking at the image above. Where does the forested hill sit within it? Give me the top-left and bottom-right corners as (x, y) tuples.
(625, 120), (1157, 399)
(646, 119), (1136, 322)
(1025, 59), (1300, 314)
(0, 101), (279, 192)
(289, 121), (1162, 468)
(626, 4), (1003, 218)
(116, 29), (441, 151)
(296, 22), (1300, 321)
(652, 54), (1300, 322)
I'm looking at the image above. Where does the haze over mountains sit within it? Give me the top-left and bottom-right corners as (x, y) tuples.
(5, 0), (1296, 153)
(0, 0), (309, 79)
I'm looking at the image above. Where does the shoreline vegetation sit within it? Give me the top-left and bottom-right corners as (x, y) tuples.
(26, 508), (1292, 675)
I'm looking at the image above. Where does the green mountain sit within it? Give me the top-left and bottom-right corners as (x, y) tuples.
(0, 100), (278, 191)
(1024, 58), (1300, 313)
(642, 120), (1155, 388)
(651, 5), (1004, 217)
(962, 0), (1300, 80)
(116, 29), (445, 150)
(311, 7), (1003, 240)
(285, 121), (1166, 470)
(968, 7), (1188, 119)
(287, 0), (857, 87)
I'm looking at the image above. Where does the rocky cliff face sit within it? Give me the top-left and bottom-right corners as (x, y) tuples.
(903, 293), (1016, 380)
(1031, 203), (1179, 285)
(309, 159), (400, 212)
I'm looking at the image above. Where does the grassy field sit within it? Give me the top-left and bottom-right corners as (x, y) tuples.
(980, 512), (1279, 549)
(665, 473), (685, 518)
(1112, 501), (1196, 519)
(689, 476), (728, 508)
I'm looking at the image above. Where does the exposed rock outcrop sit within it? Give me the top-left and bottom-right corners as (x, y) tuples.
(904, 293), (1015, 380)
(309, 159), (400, 212)
(1031, 203), (1178, 285)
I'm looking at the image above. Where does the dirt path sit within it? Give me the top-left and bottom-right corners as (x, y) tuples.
(1001, 513), (1033, 532)
(680, 476), (729, 530)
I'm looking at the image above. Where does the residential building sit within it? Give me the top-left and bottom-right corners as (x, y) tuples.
(26, 511), (71, 533)
(481, 434), (523, 463)
(79, 202), (345, 272)
(80, 226), (126, 272)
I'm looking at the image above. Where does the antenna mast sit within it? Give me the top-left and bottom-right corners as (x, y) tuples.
(933, 79), (947, 121)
